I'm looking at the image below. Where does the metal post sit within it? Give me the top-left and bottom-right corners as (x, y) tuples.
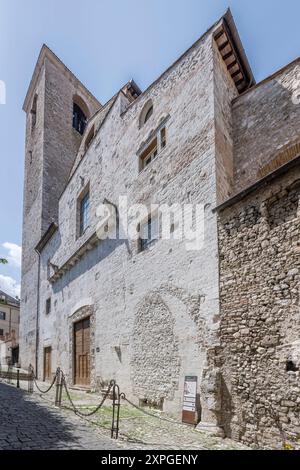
(28, 365), (34, 394)
(8, 365), (12, 384)
(111, 382), (121, 439)
(17, 368), (20, 388)
(55, 368), (62, 407)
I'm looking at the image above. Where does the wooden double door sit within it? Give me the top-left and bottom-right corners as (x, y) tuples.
(43, 346), (52, 382)
(74, 317), (91, 386)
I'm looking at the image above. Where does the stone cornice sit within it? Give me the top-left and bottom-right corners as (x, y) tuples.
(49, 231), (99, 284)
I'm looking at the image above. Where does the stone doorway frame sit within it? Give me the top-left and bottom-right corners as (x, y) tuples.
(68, 305), (95, 388)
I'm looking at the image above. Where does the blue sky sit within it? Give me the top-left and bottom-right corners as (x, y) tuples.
(0, 0), (299, 296)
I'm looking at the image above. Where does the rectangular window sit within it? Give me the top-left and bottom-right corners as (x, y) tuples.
(140, 214), (159, 252)
(46, 298), (51, 315)
(160, 127), (166, 148)
(139, 138), (158, 171)
(0, 311), (6, 321)
(79, 190), (90, 236)
(0, 329), (3, 337)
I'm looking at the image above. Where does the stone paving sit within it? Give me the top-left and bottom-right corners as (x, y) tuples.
(0, 378), (250, 450)
(0, 382), (116, 450)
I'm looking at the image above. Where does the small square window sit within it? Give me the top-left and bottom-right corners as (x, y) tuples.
(46, 298), (51, 315)
(160, 127), (166, 148)
(139, 138), (158, 171)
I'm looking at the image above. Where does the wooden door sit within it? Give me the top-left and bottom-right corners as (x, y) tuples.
(43, 347), (52, 382)
(74, 317), (90, 386)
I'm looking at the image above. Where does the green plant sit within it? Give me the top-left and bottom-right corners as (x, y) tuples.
(0, 258), (8, 264)
(283, 442), (295, 450)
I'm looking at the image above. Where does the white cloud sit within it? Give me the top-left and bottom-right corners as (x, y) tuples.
(0, 275), (20, 298)
(2, 242), (22, 268)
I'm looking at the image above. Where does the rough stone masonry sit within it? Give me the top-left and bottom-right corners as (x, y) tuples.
(20, 8), (300, 448)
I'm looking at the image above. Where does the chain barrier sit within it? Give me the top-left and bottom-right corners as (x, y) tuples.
(2, 363), (193, 441)
(61, 371), (114, 418)
(120, 393), (188, 427)
(30, 365), (58, 394)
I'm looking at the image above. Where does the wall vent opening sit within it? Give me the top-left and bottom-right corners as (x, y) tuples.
(139, 398), (164, 410)
(286, 360), (299, 372)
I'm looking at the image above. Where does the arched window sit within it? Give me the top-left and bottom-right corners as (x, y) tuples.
(72, 95), (90, 135)
(139, 99), (153, 128)
(31, 94), (38, 131)
(144, 105), (153, 123)
(73, 103), (87, 135)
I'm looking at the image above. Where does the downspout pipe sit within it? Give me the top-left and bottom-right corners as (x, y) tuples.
(34, 248), (41, 377)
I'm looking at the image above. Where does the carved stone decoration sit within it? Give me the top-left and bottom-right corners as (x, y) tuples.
(196, 366), (224, 437)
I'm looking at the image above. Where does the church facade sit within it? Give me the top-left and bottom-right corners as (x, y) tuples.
(20, 10), (300, 448)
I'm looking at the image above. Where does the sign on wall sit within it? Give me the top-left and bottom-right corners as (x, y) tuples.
(182, 375), (198, 425)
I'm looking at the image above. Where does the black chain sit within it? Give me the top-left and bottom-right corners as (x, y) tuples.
(61, 372), (114, 417)
(121, 394), (188, 427)
(0, 366), (12, 381)
(30, 366), (58, 394)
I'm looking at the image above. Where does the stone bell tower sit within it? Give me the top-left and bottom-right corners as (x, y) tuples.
(20, 45), (101, 371)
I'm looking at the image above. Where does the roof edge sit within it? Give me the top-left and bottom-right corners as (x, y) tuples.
(223, 8), (255, 87)
(35, 222), (58, 254)
(233, 55), (300, 103)
(23, 44), (102, 112)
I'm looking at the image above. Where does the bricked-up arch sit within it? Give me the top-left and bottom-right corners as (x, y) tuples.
(131, 293), (180, 402)
(139, 99), (153, 128)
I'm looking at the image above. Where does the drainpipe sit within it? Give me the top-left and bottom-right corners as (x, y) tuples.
(34, 249), (41, 377)
(9, 306), (11, 334)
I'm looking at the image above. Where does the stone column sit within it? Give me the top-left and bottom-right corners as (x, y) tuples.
(196, 366), (224, 437)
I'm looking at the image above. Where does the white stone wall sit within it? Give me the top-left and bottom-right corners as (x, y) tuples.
(36, 29), (225, 418)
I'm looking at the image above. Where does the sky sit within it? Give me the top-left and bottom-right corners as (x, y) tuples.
(0, 0), (299, 297)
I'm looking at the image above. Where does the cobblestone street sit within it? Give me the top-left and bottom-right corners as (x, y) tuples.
(0, 382), (117, 450)
(0, 380), (249, 450)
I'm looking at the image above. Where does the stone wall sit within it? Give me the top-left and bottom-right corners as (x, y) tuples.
(218, 165), (300, 449)
(20, 47), (101, 370)
(213, 41), (238, 204)
(232, 58), (300, 195)
(34, 24), (226, 420)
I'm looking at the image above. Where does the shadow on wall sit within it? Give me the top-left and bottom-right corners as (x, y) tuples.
(220, 374), (234, 439)
(52, 236), (129, 294)
(0, 382), (79, 449)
